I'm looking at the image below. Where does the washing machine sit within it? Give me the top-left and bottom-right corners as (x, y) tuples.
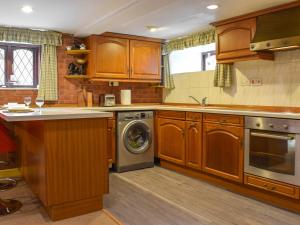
(116, 111), (154, 172)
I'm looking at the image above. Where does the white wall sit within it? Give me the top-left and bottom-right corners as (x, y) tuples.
(164, 49), (300, 107)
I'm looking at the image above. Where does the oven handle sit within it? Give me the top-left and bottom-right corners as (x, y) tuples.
(250, 132), (294, 140)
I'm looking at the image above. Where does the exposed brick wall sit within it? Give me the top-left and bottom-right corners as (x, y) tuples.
(57, 34), (163, 105)
(0, 34), (163, 106)
(0, 89), (37, 105)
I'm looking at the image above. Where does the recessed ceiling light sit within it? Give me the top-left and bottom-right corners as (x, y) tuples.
(21, 5), (33, 14)
(146, 26), (159, 32)
(206, 4), (219, 10)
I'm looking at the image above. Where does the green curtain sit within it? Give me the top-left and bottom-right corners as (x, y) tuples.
(214, 64), (233, 88)
(38, 45), (58, 100)
(0, 27), (62, 46)
(162, 54), (175, 90)
(162, 44), (174, 89)
(0, 26), (62, 100)
(166, 29), (215, 52)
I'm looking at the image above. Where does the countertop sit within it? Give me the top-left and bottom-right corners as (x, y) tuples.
(84, 105), (300, 120)
(2, 104), (300, 122)
(0, 107), (113, 122)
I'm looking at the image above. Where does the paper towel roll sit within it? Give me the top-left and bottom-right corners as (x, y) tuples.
(120, 89), (131, 105)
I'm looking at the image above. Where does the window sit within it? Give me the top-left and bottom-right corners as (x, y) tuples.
(0, 42), (40, 88)
(169, 43), (216, 74)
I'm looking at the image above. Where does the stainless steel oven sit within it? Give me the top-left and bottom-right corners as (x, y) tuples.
(245, 116), (300, 186)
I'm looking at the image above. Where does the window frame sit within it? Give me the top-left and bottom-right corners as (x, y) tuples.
(201, 50), (216, 71)
(0, 42), (40, 88)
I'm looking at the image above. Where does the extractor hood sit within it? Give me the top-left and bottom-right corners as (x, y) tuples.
(250, 6), (300, 51)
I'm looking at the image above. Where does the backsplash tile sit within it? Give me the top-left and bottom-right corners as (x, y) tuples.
(164, 49), (300, 107)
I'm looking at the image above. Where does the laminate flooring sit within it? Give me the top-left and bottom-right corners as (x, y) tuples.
(103, 166), (300, 225)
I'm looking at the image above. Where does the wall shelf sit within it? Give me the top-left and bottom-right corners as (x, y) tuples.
(64, 75), (89, 80)
(65, 50), (91, 55)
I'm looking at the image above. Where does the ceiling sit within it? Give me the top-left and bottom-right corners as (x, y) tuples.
(0, 0), (294, 40)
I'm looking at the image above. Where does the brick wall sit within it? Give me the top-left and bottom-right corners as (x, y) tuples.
(0, 34), (163, 106)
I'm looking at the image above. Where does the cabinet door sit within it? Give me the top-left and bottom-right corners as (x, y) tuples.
(93, 37), (129, 79)
(216, 18), (257, 61)
(186, 121), (202, 170)
(130, 40), (161, 80)
(107, 119), (116, 165)
(158, 118), (185, 165)
(202, 123), (244, 183)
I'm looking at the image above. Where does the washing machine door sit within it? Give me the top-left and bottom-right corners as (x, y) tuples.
(123, 120), (152, 154)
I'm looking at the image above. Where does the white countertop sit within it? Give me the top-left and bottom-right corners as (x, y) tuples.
(85, 105), (300, 120)
(0, 108), (113, 122)
(2, 105), (300, 122)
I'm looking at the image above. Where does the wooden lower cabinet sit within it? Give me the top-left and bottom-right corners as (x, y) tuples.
(157, 118), (185, 166)
(244, 174), (300, 199)
(185, 121), (202, 170)
(15, 119), (108, 221)
(107, 118), (116, 164)
(202, 122), (244, 183)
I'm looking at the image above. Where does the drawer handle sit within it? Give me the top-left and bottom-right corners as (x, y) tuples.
(263, 184), (276, 191)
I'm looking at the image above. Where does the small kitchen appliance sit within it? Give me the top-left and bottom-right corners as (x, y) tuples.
(99, 94), (116, 107)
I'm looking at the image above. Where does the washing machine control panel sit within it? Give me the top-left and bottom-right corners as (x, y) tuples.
(118, 111), (153, 121)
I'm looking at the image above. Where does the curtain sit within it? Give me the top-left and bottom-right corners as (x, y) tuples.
(0, 27), (62, 46)
(162, 54), (175, 89)
(0, 26), (62, 100)
(166, 29), (215, 52)
(214, 64), (233, 88)
(162, 45), (175, 89)
(38, 45), (58, 100)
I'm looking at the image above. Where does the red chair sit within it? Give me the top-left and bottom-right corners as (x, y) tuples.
(0, 123), (22, 216)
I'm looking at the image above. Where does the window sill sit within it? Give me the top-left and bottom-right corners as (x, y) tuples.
(0, 87), (38, 91)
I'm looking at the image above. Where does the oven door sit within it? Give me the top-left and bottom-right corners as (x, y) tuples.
(245, 129), (300, 185)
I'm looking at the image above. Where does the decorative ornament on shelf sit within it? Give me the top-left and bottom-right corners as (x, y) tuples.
(68, 63), (81, 75)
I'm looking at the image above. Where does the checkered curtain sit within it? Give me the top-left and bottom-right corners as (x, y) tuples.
(0, 27), (62, 100)
(214, 64), (233, 88)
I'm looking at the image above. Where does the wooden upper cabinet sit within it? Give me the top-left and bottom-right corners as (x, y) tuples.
(157, 118), (185, 166)
(185, 121), (202, 170)
(130, 40), (161, 80)
(202, 122), (244, 183)
(214, 18), (273, 63)
(85, 34), (162, 82)
(87, 36), (129, 79)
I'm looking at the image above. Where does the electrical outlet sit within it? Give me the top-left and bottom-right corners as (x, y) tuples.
(109, 81), (119, 87)
(250, 78), (262, 86)
(241, 79), (250, 86)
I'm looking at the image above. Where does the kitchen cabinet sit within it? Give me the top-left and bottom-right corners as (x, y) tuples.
(157, 118), (186, 166)
(213, 18), (273, 63)
(244, 173), (300, 199)
(130, 40), (161, 80)
(157, 111), (202, 169)
(86, 36), (130, 79)
(107, 118), (116, 165)
(185, 121), (202, 170)
(86, 34), (162, 82)
(202, 114), (244, 183)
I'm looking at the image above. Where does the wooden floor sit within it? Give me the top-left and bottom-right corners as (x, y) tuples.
(104, 166), (300, 225)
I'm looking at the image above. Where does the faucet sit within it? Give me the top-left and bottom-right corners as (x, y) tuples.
(201, 97), (208, 107)
(189, 96), (208, 107)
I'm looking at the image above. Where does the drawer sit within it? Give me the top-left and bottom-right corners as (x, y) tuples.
(186, 112), (202, 121)
(203, 113), (244, 126)
(244, 174), (300, 199)
(156, 110), (186, 120)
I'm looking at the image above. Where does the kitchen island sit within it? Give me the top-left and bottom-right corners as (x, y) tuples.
(0, 108), (113, 221)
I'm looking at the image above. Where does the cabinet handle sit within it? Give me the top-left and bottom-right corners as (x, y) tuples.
(181, 130), (185, 137)
(263, 184), (276, 191)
